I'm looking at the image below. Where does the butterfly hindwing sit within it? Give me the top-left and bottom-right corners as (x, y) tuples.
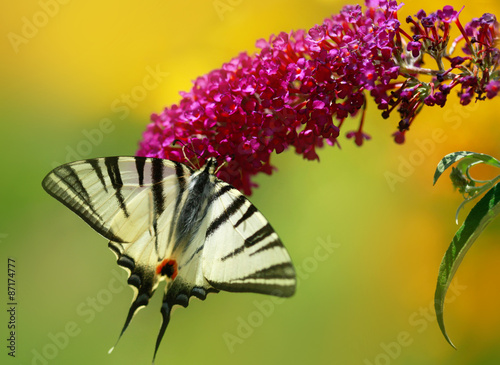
(43, 157), (202, 353)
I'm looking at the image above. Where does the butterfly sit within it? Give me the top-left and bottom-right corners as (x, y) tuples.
(42, 156), (296, 362)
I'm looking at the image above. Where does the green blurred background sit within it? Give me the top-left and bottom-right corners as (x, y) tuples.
(2, 0), (500, 364)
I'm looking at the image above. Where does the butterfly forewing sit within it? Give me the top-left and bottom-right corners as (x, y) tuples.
(42, 156), (296, 362)
(42, 157), (180, 243)
(202, 183), (296, 297)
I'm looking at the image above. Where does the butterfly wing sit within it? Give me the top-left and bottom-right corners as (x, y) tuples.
(42, 156), (182, 243)
(42, 157), (211, 358)
(43, 156), (296, 363)
(202, 182), (296, 298)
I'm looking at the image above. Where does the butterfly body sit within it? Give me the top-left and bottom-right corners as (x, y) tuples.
(42, 156), (295, 362)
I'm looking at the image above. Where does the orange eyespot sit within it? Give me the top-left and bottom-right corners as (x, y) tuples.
(156, 259), (178, 280)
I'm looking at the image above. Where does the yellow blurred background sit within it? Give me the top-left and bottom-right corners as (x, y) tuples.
(2, 0), (500, 364)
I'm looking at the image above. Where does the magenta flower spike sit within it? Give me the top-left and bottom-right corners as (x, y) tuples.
(138, 1), (500, 194)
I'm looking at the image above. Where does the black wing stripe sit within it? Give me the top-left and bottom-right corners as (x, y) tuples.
(104, 157), (123, 187)
(244, 223), (274, 248)
(209, 184), (235, 204)
(43, 169), (128, 242)
(249, 239), (283, 256)
(238, 262), (296, 280)
(220, 245), (245, 262)
(135, 156), (147, 186)
(151, 159), (165, 215)
(54, 165), (92, 205)
(206, 195), (247, 237)
(220, 235), (281, 262)
(49, 166), (106, 228)
(174, 161), (187, 191)
(104, 157), (129, 218)
(87, 159), (108, 193)
(179, 243), (204, 269)
(172, 161), (188, 217)
(168, 161), (189, 245)
(234, 204), (258, 228)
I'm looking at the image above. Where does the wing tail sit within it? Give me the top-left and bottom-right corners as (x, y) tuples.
(152, 280), (219, 363)
(109, 290), (153, 354)
(152, 300), (172, 365)
(108, 241), (159, 352)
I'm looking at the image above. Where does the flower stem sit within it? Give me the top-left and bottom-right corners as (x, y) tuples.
(399, 65), (457, 79)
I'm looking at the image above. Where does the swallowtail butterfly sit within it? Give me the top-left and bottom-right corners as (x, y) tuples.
(42, 156), (296, 362)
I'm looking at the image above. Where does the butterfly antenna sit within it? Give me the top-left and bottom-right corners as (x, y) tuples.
(214, 156), (229, 175)
(172, 139), (202, 170)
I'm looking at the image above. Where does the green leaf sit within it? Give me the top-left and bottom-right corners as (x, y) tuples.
(435, 182), (500, 347)
(433, 151), (500, 185)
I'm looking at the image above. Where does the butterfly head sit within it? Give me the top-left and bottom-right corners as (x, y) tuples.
(203, 157), (218, 176)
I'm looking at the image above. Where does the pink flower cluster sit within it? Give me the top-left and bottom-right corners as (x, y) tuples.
(388, 6), (500, 142)
(137, 1), (499, 194)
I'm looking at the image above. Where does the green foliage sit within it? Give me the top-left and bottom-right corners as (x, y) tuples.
(434, 151), (500, 347)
